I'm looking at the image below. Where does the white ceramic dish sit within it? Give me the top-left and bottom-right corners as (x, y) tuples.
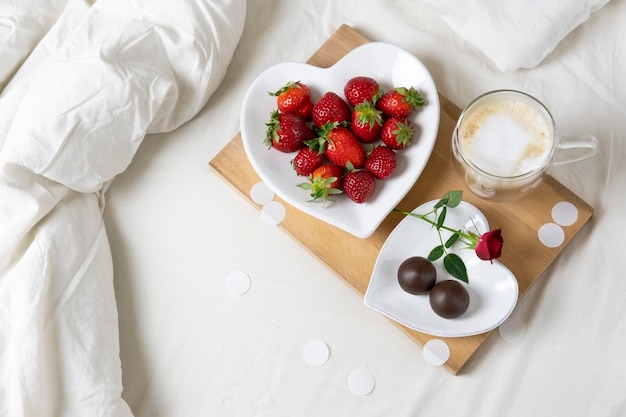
(364, 200), (518, 337)
(240, 42), (440, 238)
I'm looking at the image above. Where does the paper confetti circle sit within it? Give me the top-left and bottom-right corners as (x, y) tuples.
(551, 201), (578, 226)
(538, 223), (565, 248)
(261, 201), (286, 225)
(303, 340), (330, 367)
(250, 182), (275, 205)
(423, 339), (450, 366)
(348, 369), (376, 396)
(499, 316), (526, 342)
(225, 270), (251, 295)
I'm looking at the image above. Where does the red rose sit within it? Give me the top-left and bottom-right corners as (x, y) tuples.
(474, 229), (503, 262)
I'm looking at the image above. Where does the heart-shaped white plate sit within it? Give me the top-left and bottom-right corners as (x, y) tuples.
(365, 200), (518, 337)
(240, 42), (440, 238)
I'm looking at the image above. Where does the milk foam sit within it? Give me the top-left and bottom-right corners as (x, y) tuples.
(459, 100), (553, 177)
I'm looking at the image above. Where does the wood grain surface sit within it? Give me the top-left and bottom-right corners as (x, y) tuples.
(209, 24), (593, 374)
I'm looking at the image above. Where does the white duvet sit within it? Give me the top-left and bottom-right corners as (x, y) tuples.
(0, 0), (245, 415)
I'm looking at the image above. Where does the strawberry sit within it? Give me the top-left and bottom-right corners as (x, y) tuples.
(312, 92), (351, 128)
(297, 164), (343, 204)
(365, 145), (397, 179)
(376, 86), (425, 118)
(295, 100), (314, 121)
(343, 168), (376, 203)
(265, 110), (315, 153)
(381, 117), (414, 150)
(291, 146), (323, 176)
(269, 81), (313, 121)
(350, 100), (383, 143)
(344, 76), (382, 107)
(313, 123), (366, 169)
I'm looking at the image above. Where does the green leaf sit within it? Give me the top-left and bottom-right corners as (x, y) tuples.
(445, 232), (460, 248)
(436, 206), (447, 229)
(427, 245), (445, 261)
(442, 190), (463, 208)
(443, 253), (469, 283)
(434, 197), (448, 209)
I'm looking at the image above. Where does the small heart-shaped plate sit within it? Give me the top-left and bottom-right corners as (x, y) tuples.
(240, 42), (440, 238)
(365, 200), (518, 337)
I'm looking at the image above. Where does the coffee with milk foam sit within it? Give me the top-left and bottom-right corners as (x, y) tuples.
(458, 99), (553, 177)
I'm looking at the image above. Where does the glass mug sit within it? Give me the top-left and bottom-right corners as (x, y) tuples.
(451, 89), (598, 201)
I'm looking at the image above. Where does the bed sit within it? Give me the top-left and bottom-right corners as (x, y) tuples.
(1, 0), (625, 416)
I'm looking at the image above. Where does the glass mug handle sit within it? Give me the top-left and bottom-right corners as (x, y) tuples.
(553, 134), (598, 165)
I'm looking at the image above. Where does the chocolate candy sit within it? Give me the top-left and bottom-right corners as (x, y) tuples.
(397, 256), (437, 295)
(429, 280), (470, 319)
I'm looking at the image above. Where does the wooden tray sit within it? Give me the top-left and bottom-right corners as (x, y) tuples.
(209, 24), (593, 374)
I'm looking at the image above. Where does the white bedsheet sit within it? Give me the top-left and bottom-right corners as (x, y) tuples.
(0, 0), (245, 415)
(106, 1), (625, 416)
(3, 0), (626, 416)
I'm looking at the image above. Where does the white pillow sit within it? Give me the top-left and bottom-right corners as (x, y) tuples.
(421, 0), (610, 72)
